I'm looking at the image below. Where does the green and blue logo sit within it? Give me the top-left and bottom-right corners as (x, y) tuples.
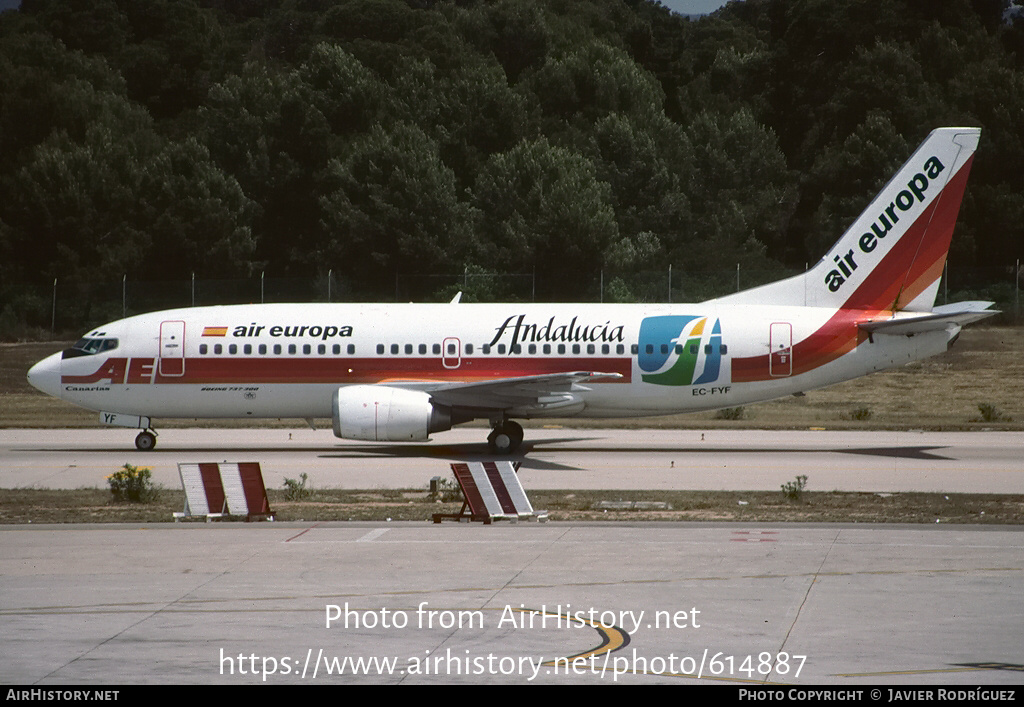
(638, 315), (723, 386)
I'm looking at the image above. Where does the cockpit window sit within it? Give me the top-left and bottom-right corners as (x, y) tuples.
(74, 337), (119, 354)
(63, 337), (119, 358)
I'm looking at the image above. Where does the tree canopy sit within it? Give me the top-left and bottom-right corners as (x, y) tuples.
(1, 0), (1022, 323)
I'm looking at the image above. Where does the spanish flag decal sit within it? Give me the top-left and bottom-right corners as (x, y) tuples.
(202, 326), (229, 337)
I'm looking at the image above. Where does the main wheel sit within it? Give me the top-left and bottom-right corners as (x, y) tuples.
(135, 430), (157, 451)
(487, 421), (523, 455)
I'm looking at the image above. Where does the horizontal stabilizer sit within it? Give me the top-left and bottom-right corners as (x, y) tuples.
(859, 302), (998, 335)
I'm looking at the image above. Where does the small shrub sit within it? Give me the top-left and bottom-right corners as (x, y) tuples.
(283, 473), (312, 501)
(976, 403), (1013, 423)
(781, 475), (808, 502)
(434, 477), (463, 503)
(849, 407), (872, 421)
(107, 464), (156, 503)
(715, 406), (745, 420)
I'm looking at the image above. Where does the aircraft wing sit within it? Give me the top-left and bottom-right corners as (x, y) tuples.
(859, 302), (998, 335)
(426, 371), (623, 413)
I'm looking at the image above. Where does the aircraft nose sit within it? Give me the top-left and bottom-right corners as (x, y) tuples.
(27, 352), (62, 398)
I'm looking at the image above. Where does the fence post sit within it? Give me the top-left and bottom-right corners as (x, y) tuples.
(51, 278), (56, 337)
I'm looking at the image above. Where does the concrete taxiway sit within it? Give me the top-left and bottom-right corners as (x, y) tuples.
(1, 521), (1021, 685)
(3, 427), (1022, 685)
(1, 427), (1023, 493)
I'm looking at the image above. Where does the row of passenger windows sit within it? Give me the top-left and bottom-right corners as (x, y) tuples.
(377, 342), (630, 356)
(197, 342), (728, 356)
(200, 343), (356, 356)
(371, 342), (728, 356)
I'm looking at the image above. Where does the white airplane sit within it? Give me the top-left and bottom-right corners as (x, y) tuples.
(28, 127), (996, 453)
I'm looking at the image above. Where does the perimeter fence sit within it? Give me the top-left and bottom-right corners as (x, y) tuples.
(2, 263), (1021, 341)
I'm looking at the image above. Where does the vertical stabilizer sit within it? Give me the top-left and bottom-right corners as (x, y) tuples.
(713, 127), (980, 312)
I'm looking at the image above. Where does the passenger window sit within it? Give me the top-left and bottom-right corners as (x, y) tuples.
(587, 344), (595, 354)
(433, 343), (441, 355)
(419, 344), (427, 355)
(274, 344), (282, 355)
(498, 344), (506, 354)
(289, 344), (297, 355)
(558, 344), (566, 355)
(348, 344), (355, 355)
(616, 344), (624, 355)
(318, 344), (326, 355)
(543, 344), (551, 354)
(689, 344), (698, 355)
(214, 344), (223, 355)
(528, 344), (536, 354)
(391, 344), (399, 355)
(199, 344), (208, 355)
(259, 344), (267, 355)
(405, 344), (413, 354)
(377, 344), (384, 355)
(482, 344), (491, 354)
(720, 344), (728, 354)
(572, 344), (580, 354)
(602, 344), (609, 354)
(244, 344), (252, 355)
(465, 343), (474, 354)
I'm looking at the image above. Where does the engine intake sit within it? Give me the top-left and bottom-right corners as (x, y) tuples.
(332, 385), (452, 442)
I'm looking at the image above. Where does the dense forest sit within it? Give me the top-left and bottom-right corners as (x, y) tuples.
(1, 0), (1022, 331)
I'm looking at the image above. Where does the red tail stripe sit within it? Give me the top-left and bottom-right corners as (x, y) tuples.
(733, 156), (974, 383)
(842, 156), (974, 311)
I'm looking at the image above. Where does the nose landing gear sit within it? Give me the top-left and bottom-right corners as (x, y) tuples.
(135, 429), (158, 451)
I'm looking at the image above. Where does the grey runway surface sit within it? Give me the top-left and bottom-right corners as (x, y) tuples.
(2, 521), (1022, 685)
(2, 427), (1023, 493)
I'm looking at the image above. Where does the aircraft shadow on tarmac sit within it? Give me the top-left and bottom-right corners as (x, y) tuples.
(320, 437), (590, 471)
(23, 440), (955, 473)
(318, 439), (956, 472)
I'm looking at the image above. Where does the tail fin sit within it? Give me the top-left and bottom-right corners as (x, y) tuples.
(713, 127), (980, 312)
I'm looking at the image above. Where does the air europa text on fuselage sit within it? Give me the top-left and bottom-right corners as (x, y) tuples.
(488, 314), (625, 351)
(824, 154), (945, 293)
(220, 323), (354, 340)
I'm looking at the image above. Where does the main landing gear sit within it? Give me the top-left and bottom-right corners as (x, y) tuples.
(487, 420), (523, 455)
(135, 429), (158, 451)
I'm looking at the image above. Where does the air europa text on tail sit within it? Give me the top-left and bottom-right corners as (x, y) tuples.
(825, 155), (945, 293)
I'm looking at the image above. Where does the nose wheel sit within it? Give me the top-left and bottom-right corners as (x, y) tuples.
(135, 430), (157, 451)
(487, 420), (523, 455)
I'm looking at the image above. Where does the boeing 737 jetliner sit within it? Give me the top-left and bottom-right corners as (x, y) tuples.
(28, 127), (995, 452)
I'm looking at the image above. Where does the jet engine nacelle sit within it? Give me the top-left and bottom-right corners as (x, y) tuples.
(332, 385), (452, 442)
